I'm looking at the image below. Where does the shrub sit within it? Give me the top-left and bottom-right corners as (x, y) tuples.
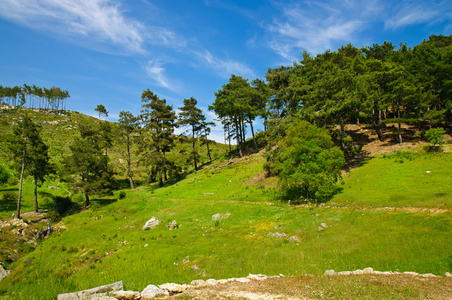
(118, 191), (126, 200)
(0, 165), (9, 186)
(425, 127), (446, 147)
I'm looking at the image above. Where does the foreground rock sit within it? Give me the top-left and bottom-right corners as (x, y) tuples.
(0, 264), (11, 281)
(142, 217), (160, 230)
(212, 213), (231, 221)
(57, 281), (123, 300)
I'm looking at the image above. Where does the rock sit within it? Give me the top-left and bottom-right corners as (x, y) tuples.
(142, 217), (160, 230)
(445, 272), (452, 277)
(287, 235), (300, 242)
(404, 272), (419, 276)
(190, 264), (199, 271)
(247, 274), (267, 281)
(190, 279), (206, 286)
(363, 267), (374, 274)
(324, 270), (335, 276)
(212, 213), (231, 221)
(168, 220), (178, 230)
(317, 227), (323, 232)
(159, 283), (185, 294)
(58, 281), (123, 300)
(352, 269), (364, 275)
(112, 291), (141, 300)
(206, 279), (218, 286)
(217, 279), (228, 284)
(234, 277), (251, 283)
(337, 271), (352, 275)
(141, 284), (169, 299)
(320, 223), (327, 228)
(421, 273), (437, 278)
(0, 264), (10, 281)
(381, 271), (392, 275)
(267, 232), (286, 238)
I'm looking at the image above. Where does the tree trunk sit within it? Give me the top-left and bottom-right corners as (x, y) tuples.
(34, 177), (39, 212)
(192, 139), (198, 171)
(249, 117), (257, 150)
(85, 192), (90, 207)
(126, 135), (134, 189)
(234, 119), (242, 157)
(17, 150), (25, 219)
(206, 139), (212, 162)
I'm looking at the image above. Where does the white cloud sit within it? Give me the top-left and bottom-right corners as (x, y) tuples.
(193, 49), (255, 79)
(385, 1), (451, 29)
(145, 60), (171, 89)
(267, 0), (377, 60)
(0, 0), (184, 54)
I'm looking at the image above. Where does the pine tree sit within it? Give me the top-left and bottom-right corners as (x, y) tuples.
(118, 111), (138, 188)
(139, 89), (177, 186)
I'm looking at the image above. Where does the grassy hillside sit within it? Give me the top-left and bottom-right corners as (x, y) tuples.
(0, 109), (451, 299)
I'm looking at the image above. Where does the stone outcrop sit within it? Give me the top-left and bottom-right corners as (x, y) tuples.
(57, 281), (123, 300)
(323, 268), (445, 278)
(212, 213), (231, 221)
(141, 285), (169, 299)
(267, 232), (286, 238)
(0, 264), (11, 281)
(142, 217), (160, 230)
(112, 291), (141, 300)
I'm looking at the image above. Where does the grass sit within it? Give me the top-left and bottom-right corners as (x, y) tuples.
(0, 196), (450, 299)
(332, 151), (452, 208)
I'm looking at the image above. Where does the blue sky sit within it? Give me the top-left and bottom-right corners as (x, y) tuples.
(0, 0), (451, 142)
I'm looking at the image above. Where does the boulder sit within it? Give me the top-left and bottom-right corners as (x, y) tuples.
(112, 291), (141, 300)
(445, 272), (452, 277)
(58, 281), (123, 300)
(158, 283), (185, 294)
(324, 270), (336, 276)
(142, 217), (160, 230)
(267, 232), (286, 238)
(287, 235), (300, 243)
(0, 264), (10, 281)
(212, 213), (231, 221)
(168, 220), (178, 230)
(363, 267), (374, 274)
(141, 284), (169, 299)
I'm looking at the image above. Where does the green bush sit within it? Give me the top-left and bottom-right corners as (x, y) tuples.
(425, 127), (446, 148)
(118, 191), (126, 200)
(0, 165), (9, 186)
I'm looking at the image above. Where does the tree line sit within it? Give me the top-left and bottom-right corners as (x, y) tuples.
(0, 84), (70, 112)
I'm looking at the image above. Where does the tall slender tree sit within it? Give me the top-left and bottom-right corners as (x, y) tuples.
(118, 111), (138, 188)
(177, 97), (206, 171)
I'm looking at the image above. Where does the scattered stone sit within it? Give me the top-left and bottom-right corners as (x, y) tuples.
(320, 223), (327, 228)
(234, 277), (251, 283)
(141, 284), (169, 299)
(206, 279), (218, 286)
(324, 270), (335, 276)
(112, 291), (141, 300)
(421, 273), (437, 278)
(337, 271), (352, 275)
(363, 267), (374, 274)
(317, 227), (324, 232)
(267, 232), (286, 238)
(404, 272), (419, 276)
(159, 283), (185, 294)
(190, 279), (206, 286)
(212, 213), (231, 221)
(445, 272), (452, 277)
(143, 244), (148, 248)
(142, 217), (160, 230)
(190, 264), (199, 271)
(58, 281), (123, 300)
(168, 220), (179, 230)
(247, 274), (267, 281)
(217, 279), (228, 284)
(352, 269), (364, 275)
(287, 235), (301, 242)
(0, 264), (10, 281)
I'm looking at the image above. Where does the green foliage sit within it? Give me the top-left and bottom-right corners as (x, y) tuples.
(0, 191), (17, 210)
(266, 120), (345, 203)
(425, 127), (446, 147)
(94, 104), (108, 120)
(0, 165), (9, 186)
(118, 191), (126, 200)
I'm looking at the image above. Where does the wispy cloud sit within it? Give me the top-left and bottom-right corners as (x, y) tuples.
(385, 1), (451, 29)
(0, 0), (184, 54)
(145, 60), (172, 89)
(267, 0), (379, 60)
(193, 49), (255, 78)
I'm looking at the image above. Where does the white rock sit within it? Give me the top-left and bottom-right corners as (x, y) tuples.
(158, 283), (185, 293)
(190, 279), (206, 286)
(324, 270), (336, 276)
(141, 284), (169, 299)
(445, 272), (452, 277)
(338, 271), (352, 275)
(234, 277), (251, 283)
(287, 235), (301, 242)
(112, 291), (141, 300)
(363, 268), (374, 274)
(381, 271), (392, 275)
(217, 279), (228, 284)
(142, 217), (160, 230)
(247, 274), (268, 280)
(421, 273), (437, 278)
(404, 272), (419, 276)
(212, 213), (231, 221)
(352, 269), (364, 275)
(206, 279), (218, 286)
(317, 227), (324, 232)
